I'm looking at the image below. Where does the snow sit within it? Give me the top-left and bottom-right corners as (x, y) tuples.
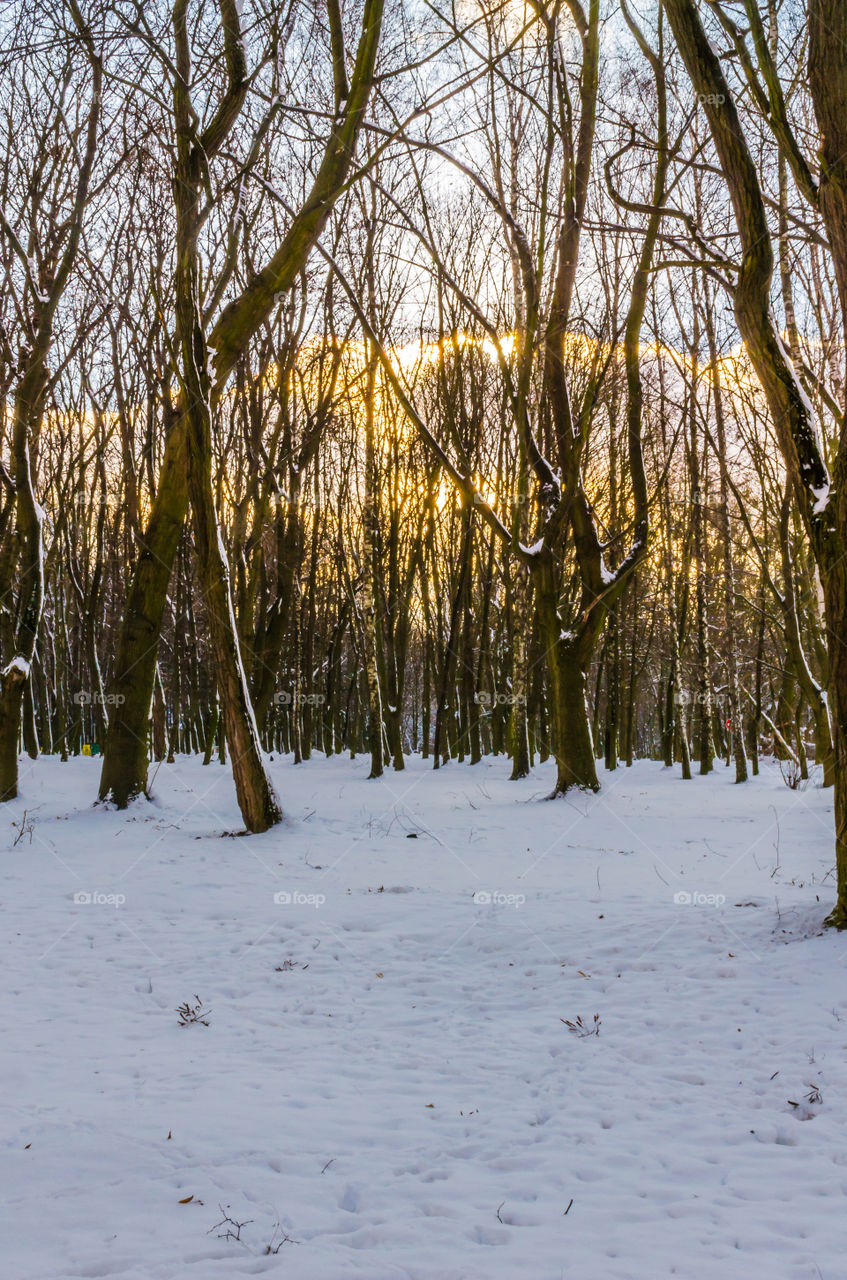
(812, 483), (830, 514)
(3, 752), (847, 1279)
(776, 331), (831, 476)
(2, 655), (31, 678)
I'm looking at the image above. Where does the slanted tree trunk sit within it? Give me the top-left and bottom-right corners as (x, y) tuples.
(665, 0), (847, 922)
(806, 0), (847, 920)
(170, 0), (280, 832)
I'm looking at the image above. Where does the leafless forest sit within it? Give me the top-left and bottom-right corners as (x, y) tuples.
(2, 0), (847, 920)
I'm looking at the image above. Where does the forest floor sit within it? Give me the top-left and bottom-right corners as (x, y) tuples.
(2, 751), (846, 1279)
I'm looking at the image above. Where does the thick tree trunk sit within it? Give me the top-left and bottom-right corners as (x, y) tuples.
(0, 662), (27, 801)
(547, 640), (599, 796)
(98, 417), (189, 805)
(535, 557), (599, 795)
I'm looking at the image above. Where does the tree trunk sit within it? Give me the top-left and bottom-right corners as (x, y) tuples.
(535, 556), (599, 795)
(171, 0), (280, 832)
(98, 416), (189, 805)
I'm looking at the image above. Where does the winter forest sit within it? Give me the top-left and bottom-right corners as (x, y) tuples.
(3, 0), (847, 1276)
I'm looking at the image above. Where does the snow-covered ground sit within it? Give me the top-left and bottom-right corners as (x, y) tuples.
(2, 752), (846, 1279)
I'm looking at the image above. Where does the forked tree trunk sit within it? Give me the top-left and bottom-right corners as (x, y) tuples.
(98, 0), (384, 808)
(171, 0), (280, 832)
